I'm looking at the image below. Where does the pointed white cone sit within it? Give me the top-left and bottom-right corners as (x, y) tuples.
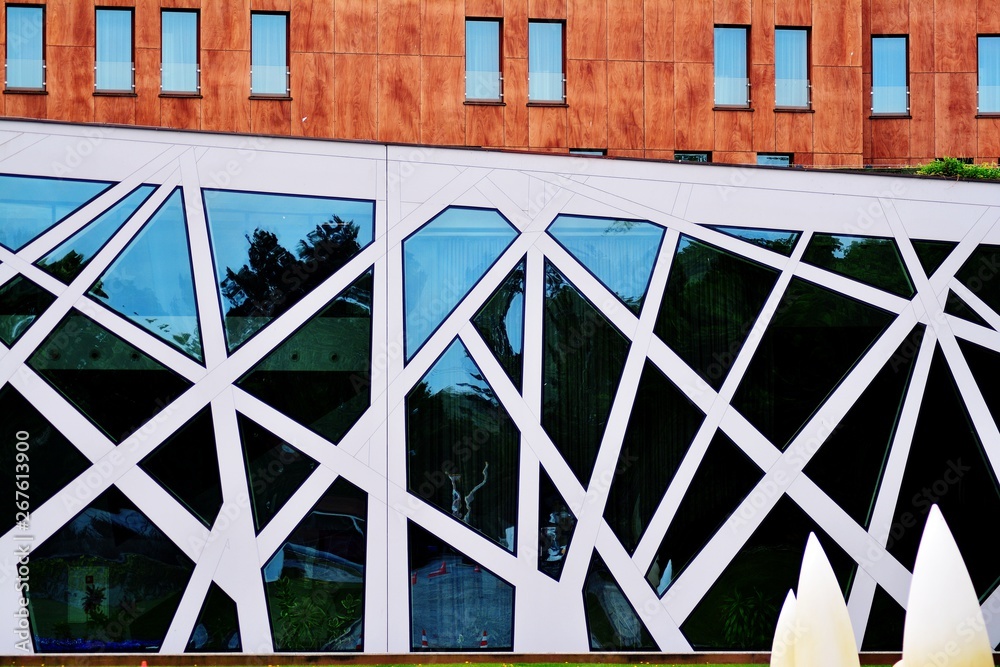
(770, 591), (798, 667)
(899, 505), (992, 667)
(794, 533), (861, 667)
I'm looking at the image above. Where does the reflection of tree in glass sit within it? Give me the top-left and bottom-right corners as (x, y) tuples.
(38, 250), (90, 283)
(473, 263), (524, 388)
(803, 235), (913, 296)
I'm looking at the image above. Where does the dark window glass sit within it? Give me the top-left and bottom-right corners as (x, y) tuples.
(979, 36), (1000, 113)
(538, 468), (576, 580)
(26, 486), (195, 652)
(466, 19), (502, 101)
(945, 290), (990, 327)
(408, 521), (514, 651)
(237, 412), (318, 534)
(655, 235), (780, 390)
(139, 407), (224, 528)
(542, 262), (630, 486)
(731, 278), (895, 449)
(162, 10), (199, 93)
(584, 553), (657, 651)
(89, 188), (203, 361)
(775, 28), (809, 107)
(706, 225), (800, 256)
(803, 325), (923, 528)
(955, 244), (1000, 317)
(911, 239), (957, 278)
(5, 5), (45, 89)
(0, 275), (56, 346)
(528, 21), (564, 102)
(0, 175), (112, 252)
(801, 233), (915, 297)
(251, 12), (288, 95)
(403, 207), (516, 360)
(237, 270), (373, 445)
(860, 585), (905, 651)
(604, 360), (705, 554)
(715, 26), (748, 106)
(872, 36), (908, 114)
(263, 477), (367, 651)
(96, 8), (134, 92)
(675, 152), (710, 163)
(27, 311), (193, 443)
(547, 215), (665, 314)
(757, 153), (791, 166)
(203, 189), (374, 351)
(406, 338), (519, 552)
(472, 258), (525, 392)
(185, 583), (241, 652)
(37, 185), (156, 284)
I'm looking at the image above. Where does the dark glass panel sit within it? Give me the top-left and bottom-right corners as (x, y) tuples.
(472, 259), (525, 392)
(547, 215), (664, 314)
(654, 236), (780, 390)
(203, 189), (375, 351)
(0, 175), (112, 251)
(138, 408), (223, 528)
(542, 262), (630, 486)
(803, 325), (924, 528)
(0, 384), (91, 535)
(944, 290), (991, 327)
(801, 234), (915, 297)
(237, 270), (373, 445)
(955, 245), (1000, 317)
(263, 477), (366, 652)
(538, 467), (577, 580)
(237, 413), (318, 534)
(0, 275), (56, 346)
(731, 278), (895, 449)
(706, 226), (800, 256)
(403, 207), (517, 360)
(185, 583), (241, 652)
(27, 312), (193, 444)
(408, 521), (513, 651)
(26, 486), (195, 652)
(860, 586), (905, 651)
(37, 185), (156, 284)
(886, 345), (1000, 601)
(89, 189), (203, 361)
(584, 552), (657, 650)
(680, 495), (857, 650)
(605, 361), (705, 554)
(911, 239), (957, 278)
(646, 431), (763, 596)
(406, 339), (519, 552)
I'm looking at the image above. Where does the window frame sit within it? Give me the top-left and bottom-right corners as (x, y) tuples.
(160, 8), (200, 96)
(774, 26), (811, 110)
(527, 19), (566, 105)
(250, 10), (290, 99)
(465, 17), (504, 104)
(713, 25), (751, 109)
(94, 6), (136, 94)
(871, 34), (910, 117)
(4, 4), (46, 92)
(978, 34), (1000, 116)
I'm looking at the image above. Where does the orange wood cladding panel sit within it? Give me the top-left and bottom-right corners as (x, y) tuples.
(978, 118), (1000, 158)
(291, 52), (336, 137)
(529, 0), (567, 20)
(715, 0), (752, 26)
(253, 0), (292, 10)
(935, 0), (977, 72)
(422, 0), (464, 56)
(420, 56), (466, 145)
(644, 0), (674, 62)
(504, 57), (530, 145)
(934, 72), (977, 157)
(774, 0), (810, 27)
(568, 0), (607, 61)
(751, 0), (773, 66)
(567, 59), (609, 148)
(607, 148), (643, 157)
(909, 1), (934, 73)
(377, 55), (421, 143)
(504, 0), (529, 58)
(134, 47), (161, 127)
(379, 0), (421, 55)
(467, 0), (504, 16)
(47, 0), (94, 47)
(203, 0), (250, 51)
(980, 1), (1000, 33)
(160, 96), (201, 129)
(871, 117), (910, 159)
(134, 0), (158, 50)
(713, 150), (755, 163)
(813, 0), (862, 67)
(909, 71), (935, 159)
(251, 98), (292, 135)
(608, 60), (644, 148)
(466, 103), (505, 146)
(645, 149), (675, 159)
(333, 53), (377, 139)
(644, 61), (675, 149)
(528, 104), (568, 147)
(775, 110), (813, 153)
(608, 0), (643, 61)
(46, 45), (94, 121)
(812, 152), (864, 166)
(812, 65), (863, 154)
(335, 0), (377, 53)
(291, 0), (336, 53)
(201, 50), (251, 133)
(4, 94), (47, 119)
(95, 95), (136, 126)
(871, 0), (909, 35)
(715, 110), (753, 151)
(752, 64), (776, 152)
(674, 62), (714, 148)
(675, 0), (712, 63)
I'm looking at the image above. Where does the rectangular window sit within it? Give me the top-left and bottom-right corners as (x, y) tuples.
(466, 19), (502, 101)
(675, 152), (711, 163)
(979, 36), (1000, 114)
(715, 26), (749, 107)
(775, 28), (809, 108)
(569, 149), (606, 156)
(5, 5), (45, 90)
(528, 20), (564, 103)
(251, 12), (288, 96)
(96, 8), (134, 92)
(161, 10), (199, 94)
(758, 153), (792, 167)
(872, 36), (908, 114)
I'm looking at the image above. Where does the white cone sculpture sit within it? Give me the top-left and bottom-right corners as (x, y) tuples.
(897, 505), (992, 667)
(794, 533), (861, 667)
(770, 591), (798, 667)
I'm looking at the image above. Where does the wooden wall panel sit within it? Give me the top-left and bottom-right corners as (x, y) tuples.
(568, 0), (607, 60)
(134, 0), (159, 50)
(504, 57), (530, 145)
(203, 0), (249, 51)
(812, 152), (863, 166)
(751, 0), (774, 66)
(607, 149), (643, 157)
(504, 0), (529, 58)
(674, 0), (712, 63)
(934, 72), (976, 156)
(715, 110), (753, 151)
(528, 104), (567, 147)
(752, 64), (776, 151)
(871, 0), (909, 34)
(567, 59), (609, 148)
(47, 0), (94, 47)
(774, 0), (810, 27)
(379, 0), (421, 55)
(934, 0), (976, 72)
(95, 95), (136, 125)
(775, 110), (813, 152)
(644, 0), (674, 62)
(135, 47), (161, 127)
(978, 118), (1000, 159)
(466, 104), (505, 146)
(252, 0), (291, 10)
(645, 149), (675, 159)
(467, 0), (504, 16)
(251, 99), (292, 134)
(980, 1), (1000, 33)
(291, 0), (336, 53)
(160, 96), (200, 129)
(333, 53), (377, 139)
(812, 65), (863, 154)
(291, 52), (336, 137)
(909, 72), (935, 159)
(3, 94), (47, 119)
(813, 0), (861, 66)
(871, 118), (910, 158)
(529, 0), (567, 19)
(644, 61), (674, 148)
(713, 151), (755, 163)
(420, 56), (466, 144)
(674, 62), (714, 148)
(608, 60), (644, 148)
(201, 50), (251, 133)
(909, 0), (934, 72)
(715, 0), (752, 26)
(335, 0), (376, 53)
(422, 0), (464, 56)
(377, 55), (420, 142)
(608, 0), (643, 61)
(46, 46), (94, 121)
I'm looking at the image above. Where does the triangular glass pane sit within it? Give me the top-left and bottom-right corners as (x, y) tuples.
(584, 552), (657, 650)
(0, 275), (56, 346)
(911, 239), (957, 278)
(263, 477), (367, 652)
(860, 585), (905, 651)
(655, 235), (780, 391)
(26, 486), (195, 653)
(547, 215), (664, 313)
(801, 233), (915, 297)
(238, 270), (373, 445)
(538, 467), (577, 580)
(89, 188), (203, 361)
(605, 360), (705, 554)
(406, 338), (519, 552)
(945, 290), (991, 327)
(542, 262), (630, 486)
(706, 225), (800, 256)
(803, 325), (924, 528)
(37, 184), (156, 284)
(203, 189), (375, 351)
(27, 311), (193, 444)
(0, 384), (91, 535)
(407, 521), (514, 651)
(680, 495), (857, 650)
(237, 412), (318, 533)
(472, 259), (525, 391)
(886, 345), (1000, 601)
(0, 174), (112, 251)
(956, 245), (1000, 317)
(646, 431), (763, 597)
(731, 278), (895, 450)
(186, 583), (241, 652)
(139, 407), (224, 528)
(403, 207), (517, 360)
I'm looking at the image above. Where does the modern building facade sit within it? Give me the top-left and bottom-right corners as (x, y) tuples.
(2, 0), (1000, 166)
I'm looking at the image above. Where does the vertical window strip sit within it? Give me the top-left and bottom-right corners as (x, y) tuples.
(980, 36), (1000, 113)
(775, 29), (809, 107)
(715, 27), (748, 106)
(528, 21), (564, 102)
(162, 11), (198, 93)
(251, 13), (288, 96)
(466, 19), (501, 100)
(96, 8), (134, 91)
(6, 6), (45, 89)
(872, 36), (908, 114)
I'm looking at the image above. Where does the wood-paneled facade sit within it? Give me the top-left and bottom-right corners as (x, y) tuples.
(0, 0), (996, 165)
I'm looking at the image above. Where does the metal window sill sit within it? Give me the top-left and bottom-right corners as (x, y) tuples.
(160, 92), (202, 99)
(3, 88), (47, 95)
(527, 102), (568, 107)
(870, 113), (911, 119)
(774, 107), (814, 113)
(465, 100), (505, 106)
(249, 95), (293, 101)
(713, 106), (754, 112)
(93, 91), (137, 97)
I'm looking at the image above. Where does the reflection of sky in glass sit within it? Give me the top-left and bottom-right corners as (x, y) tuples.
(422, 339), (491, 395)
(403, 208), (517, 359)
(506, 292), (524, 353)
(709, 226), (800, 254)
(548, 215), (663, 311)
(0, 175), (112, 251)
